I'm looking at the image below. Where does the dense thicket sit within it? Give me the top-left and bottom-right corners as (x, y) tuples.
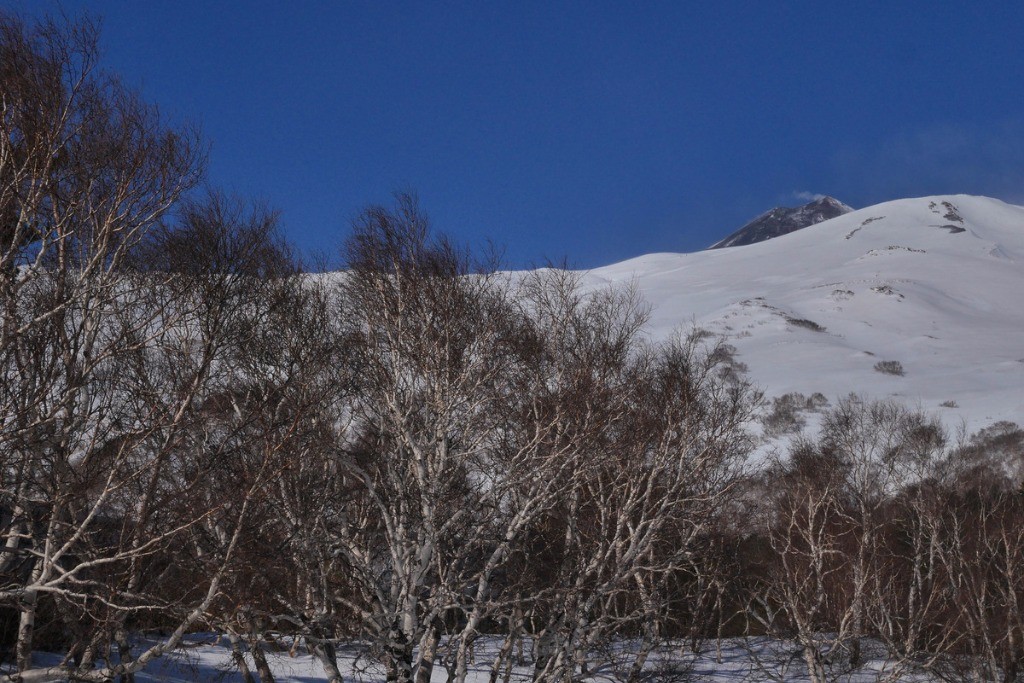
(3, 11), (1024, 683)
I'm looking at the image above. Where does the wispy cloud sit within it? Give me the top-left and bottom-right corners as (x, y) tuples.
(793, 191), (826, 202)
(830, 120), (1024, 205)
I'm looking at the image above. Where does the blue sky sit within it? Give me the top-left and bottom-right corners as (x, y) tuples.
(12, 1), (1024, 267)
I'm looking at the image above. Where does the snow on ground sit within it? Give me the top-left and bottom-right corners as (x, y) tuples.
(31, 635), (931, 682)
(580, 195), (1024, 435)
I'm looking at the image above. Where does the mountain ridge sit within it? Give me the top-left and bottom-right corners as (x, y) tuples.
(586, 194), (1024, 434)
(709, 196), (854, 249)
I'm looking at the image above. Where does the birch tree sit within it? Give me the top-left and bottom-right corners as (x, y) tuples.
(319, 195), (529, 683)
(439, 268), (657, 683)
(750, 397), (947, 683)
(526, 330), (758, 683)
(1, 9), (197, 674)
(0, 13), (294, 681)
(925, 454), (1024, 683)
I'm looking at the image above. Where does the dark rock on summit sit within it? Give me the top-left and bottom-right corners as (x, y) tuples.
(710, 196), (853, 249)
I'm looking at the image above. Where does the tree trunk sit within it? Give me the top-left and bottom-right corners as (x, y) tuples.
(249, 637), (276, 683)
(503, 644), (516, 683)
(488, 624), (517, 683)
(533, 626), (557, 682)
(227, 633), (256, 683)
(114, 628), (136, 683)
(625, 631), (655, 683)
(802, 646), (827, 683)
(386, 640), (414, 683)
(309, 637), (344, 683)
(850, 547), (865, 670)
(76, 639), (98, 674)
(453, 625), (478, 683)
(415, 622), (440, 683)
(16, 587), (38, 673)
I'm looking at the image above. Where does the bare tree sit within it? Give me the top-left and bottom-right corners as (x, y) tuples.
(207, 244), (354, 683)
(1, 9), (199, 676)
(749, 397), (948, 683)
(865, 468), (960, 678)
(520, 322), (758, 683)
(0, 12), (304, 681)
(314, 205), (760, 683)
(310, 195), (531, 683)
(821, 396), (945, 669)
(920, 450), (1024, 683)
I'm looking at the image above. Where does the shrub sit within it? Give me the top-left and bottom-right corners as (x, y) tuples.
(874, 360), (905, 376)
(763, 393), (805, 436)
(785, 315), (827, 332)
(808, 392), (830, 410)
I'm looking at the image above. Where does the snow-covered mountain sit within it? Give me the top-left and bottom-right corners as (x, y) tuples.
(586, 195), (1024, 433)
(709, 196), (853, 249)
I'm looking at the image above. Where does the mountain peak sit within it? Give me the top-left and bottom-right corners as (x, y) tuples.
(710, 196), (853, 249)
(810, 195), (854, 212)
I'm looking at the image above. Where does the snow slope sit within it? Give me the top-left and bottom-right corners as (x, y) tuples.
(583, 195), (1024, 433)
